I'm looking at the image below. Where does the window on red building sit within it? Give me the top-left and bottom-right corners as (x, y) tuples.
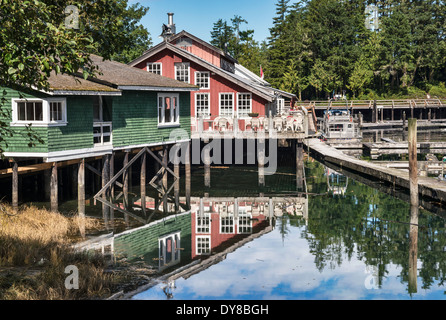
(175, 62), (190, 83)
(219, 93), (234, 117)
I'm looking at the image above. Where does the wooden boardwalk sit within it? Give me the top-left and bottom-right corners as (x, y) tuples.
(304, 138), (446, 204)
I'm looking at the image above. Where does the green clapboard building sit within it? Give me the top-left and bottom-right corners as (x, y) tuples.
(1, 55), (197, 212)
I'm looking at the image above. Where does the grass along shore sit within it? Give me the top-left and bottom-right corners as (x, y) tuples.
(0, 204), (153, 300)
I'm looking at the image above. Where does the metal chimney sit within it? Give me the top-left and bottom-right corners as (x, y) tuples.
(160, 12), (176, 41)
(168, 13), (174, 26)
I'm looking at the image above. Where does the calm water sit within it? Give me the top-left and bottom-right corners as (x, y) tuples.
(113, 157), (446, 300)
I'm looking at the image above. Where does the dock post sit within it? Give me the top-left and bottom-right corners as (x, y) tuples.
(204, 147), (211, 188)
(258, 148), (265, 187)
(185, 141), (191, 209)
(102, 155), (110, 225)
(409, 204), (419, 294)
(408, 118), (418, 208)
(296, 140), (304, 189)
(123, 151), (129, 210)
(174, 160), (180, 211)
(140, 151), (146, 214)
(163, 145), (168, 213)
(12, 160), (18, 213)
(373, 100), (377, 123)
(50, 162), (58, 212)
(78, 159), (85, 218)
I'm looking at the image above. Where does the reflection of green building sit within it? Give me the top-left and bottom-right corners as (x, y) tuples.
(113, 212), (192, 271)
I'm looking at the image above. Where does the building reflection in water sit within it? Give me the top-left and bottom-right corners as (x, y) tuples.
(77, 193), (305, 298)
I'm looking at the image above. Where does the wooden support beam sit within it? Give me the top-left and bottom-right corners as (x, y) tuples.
(12, 160), (18, 213)
(174, 162), (180, 211)
(408, 204), (418, 294)
(123, 151), (129, 210)
(102, 155), (110, 225)
(162, 146), (168, 213)
(141, 152), (146, 214)
(185, 142), (191, 209)
(78, 159), (85, 218)
(408, 118), (418, 208)
(296, 140), (304, 189)
(50, 162), (58, 213)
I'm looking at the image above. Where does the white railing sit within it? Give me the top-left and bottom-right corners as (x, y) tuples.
(191, 110), (308, 137)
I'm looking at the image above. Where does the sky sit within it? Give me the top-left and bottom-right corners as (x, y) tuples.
(128, 0), (277, 45)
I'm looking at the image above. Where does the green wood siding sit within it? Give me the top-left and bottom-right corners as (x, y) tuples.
(112, 91), (191, 148)
(0, 87), (49, 153)
(113, 213), (192, 268)
(47, 96), (93, 152)
(0, 87), (191, 157)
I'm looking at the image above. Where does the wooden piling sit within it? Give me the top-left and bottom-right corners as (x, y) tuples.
(408, 204), (418, 294)
(174, 161), (180, 210)
(185, 142), (191, 209)
(258, 148), (265, 187)
(408, 118), (418, 208)
(50, 162), (58, 212)
(296, 140), (304, 189)
(78, 159), (85, 218)
(140, 151), (146, 214)
(204, 147), (211, 187)
(162, 146), (168, 213)
(123, 151), (129, 210)
(102, 155), (110, 225)
(12, 160), (18, 213)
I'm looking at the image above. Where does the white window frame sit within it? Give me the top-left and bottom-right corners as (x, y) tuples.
(195, 92), (210, 119)
(196, 235), (211, 255)
(195, 71), (210, 89)
(146, 62), (162, 75)
(219, 93), (234, 118)
(237, 93), (252, 118)
(196, 211), (211, 234)
(157, 93), (180, 128)
(174, 62), (190, 83)
(11, 97), (67, 127)
(220, 214), (235, 234)
(159, 232), (181, 270)
(237, 211), (252, 234)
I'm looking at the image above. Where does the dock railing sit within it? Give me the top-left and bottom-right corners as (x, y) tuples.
(191, 109), (309, 139)
(299, 98), (446, 110)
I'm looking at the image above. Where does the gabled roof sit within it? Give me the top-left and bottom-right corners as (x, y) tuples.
(83, 55), (198, 91)
(129, 41), (295, 102)
(128, 30), (238, 68)
(168, 30), (239, 64)
(43, 54), (198, 95)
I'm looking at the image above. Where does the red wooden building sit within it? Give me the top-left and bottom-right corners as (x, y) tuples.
(190, 198), (270, 259)
(128, 13), (296, 131)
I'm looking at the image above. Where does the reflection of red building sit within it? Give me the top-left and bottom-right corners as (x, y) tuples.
(190, 199), (269, 259)
(129, 14), (295, 131)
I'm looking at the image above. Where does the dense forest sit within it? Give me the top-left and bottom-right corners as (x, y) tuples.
(210, 0), (446, 101)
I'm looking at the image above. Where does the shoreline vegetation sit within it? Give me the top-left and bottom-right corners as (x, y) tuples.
(0, 204), (153, 300)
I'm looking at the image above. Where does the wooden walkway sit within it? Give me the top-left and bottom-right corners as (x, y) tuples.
(304, 138), (446, 204)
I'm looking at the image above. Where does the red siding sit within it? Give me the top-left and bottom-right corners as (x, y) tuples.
(134, 46), (269, 125)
